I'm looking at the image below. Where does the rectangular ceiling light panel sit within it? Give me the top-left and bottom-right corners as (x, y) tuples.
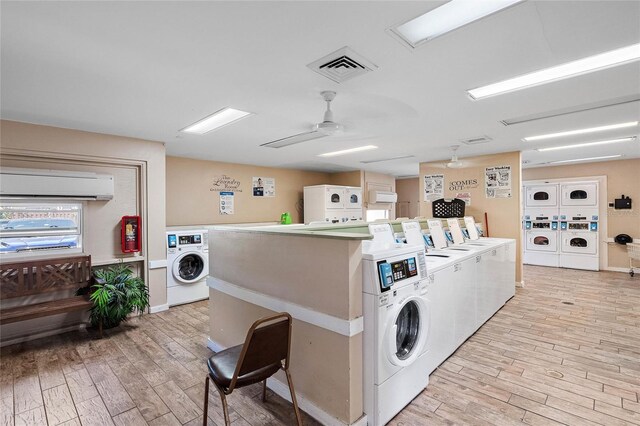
(391, 0), (523, 48)
(182, 108), (253, 134)
(524, 121), (638, 142)
(319, 145), (378, 158)
(536, 136), (637, 152)
(469, 43), (640, 100)
(261, 131), (326, 148)
(549, 155), (622, 164)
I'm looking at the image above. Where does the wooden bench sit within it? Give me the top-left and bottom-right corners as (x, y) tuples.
(0, 255), (93, 325)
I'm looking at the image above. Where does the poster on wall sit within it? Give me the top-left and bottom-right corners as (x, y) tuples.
(455, 192), (471, 206)
(485, 165), (512, 198)
(423, 174), (444, 202)
(252, 177), (275, 197)
(219, 192), (235, 215)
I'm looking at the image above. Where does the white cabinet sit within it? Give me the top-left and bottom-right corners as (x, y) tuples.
(452, 257), (477, 346)
(304, 185), (363, 224)
(424, 266), (456, 375)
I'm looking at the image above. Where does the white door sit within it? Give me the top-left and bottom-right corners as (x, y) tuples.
(561, 183), (598, 207)
(525, 230), (558, 252)
(525, 185), (558, 208)
(560, 231), (598, 255)
(325, 186), (345, 209)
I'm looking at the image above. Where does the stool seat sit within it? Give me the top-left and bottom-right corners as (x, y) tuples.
(207, 345), (281, 390)
(202, 312), (302, 425)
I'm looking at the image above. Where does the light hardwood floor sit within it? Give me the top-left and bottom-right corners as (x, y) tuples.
(1, 265), (639, 425)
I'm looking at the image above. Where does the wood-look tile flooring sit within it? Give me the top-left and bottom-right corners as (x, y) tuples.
(1, 265), (639, 425)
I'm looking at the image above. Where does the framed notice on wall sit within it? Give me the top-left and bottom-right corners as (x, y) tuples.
(485, 165), (512, 198)
(252, 177), (275, 197)
(423, 174), (444, 202)
(219, 192), (234, 215)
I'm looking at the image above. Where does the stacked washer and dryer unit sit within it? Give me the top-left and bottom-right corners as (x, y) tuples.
(166, 229), (210, 306)
(523, 181), (600, 271)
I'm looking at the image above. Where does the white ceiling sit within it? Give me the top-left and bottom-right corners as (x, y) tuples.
(2, 1), (639, 177)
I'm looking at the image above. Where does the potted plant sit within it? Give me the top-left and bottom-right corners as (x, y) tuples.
(80, 263), (150, 333)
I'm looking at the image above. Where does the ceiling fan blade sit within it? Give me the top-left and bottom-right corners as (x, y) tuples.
(261, 130), (328, 148)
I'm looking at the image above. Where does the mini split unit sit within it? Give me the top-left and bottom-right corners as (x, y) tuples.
(0, 167), (114, 200)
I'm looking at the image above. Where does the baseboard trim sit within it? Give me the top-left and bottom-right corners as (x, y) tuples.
(516, 281), (525, 288)
(1, 323), (86, 348)
(207, 338), (367, 426)
(603, 266), (639, 274)
(149, 303), (169, 313)
(207, 277), (363, 337)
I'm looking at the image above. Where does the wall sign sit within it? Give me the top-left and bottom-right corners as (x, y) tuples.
(423, 174), (444, 202)
(210, 174), (242, 192)
(485, 165), (512, 198)
(219, 191), (234, 215)
(253, 177), (275, 197)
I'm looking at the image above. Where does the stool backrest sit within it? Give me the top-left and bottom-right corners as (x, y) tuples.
(232, 313), (292, 386)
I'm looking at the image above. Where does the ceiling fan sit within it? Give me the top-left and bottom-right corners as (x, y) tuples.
(261, 91), (344, 148)
(447, 145), (464, 168)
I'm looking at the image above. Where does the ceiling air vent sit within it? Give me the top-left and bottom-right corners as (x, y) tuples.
(460, 136), (492, 145)
(307, 46), (377, 83)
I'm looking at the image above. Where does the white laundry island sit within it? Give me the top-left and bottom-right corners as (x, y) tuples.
(205, 221), (517, 426)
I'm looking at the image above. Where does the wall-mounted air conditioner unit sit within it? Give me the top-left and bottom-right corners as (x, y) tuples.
(368, 190), (397, 203)
(0, 167), (114, 200)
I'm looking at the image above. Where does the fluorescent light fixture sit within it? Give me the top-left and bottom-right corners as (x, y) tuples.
(468, 43), (640, 100)
(181, 108), (253, 134)
(536, 136), (637, 152)
(261, 131), (326, 148)
(549, 155), (622, 164)
(319, 145), (378, 158)
(392, 0), (523, 47)
(524, 121), (639, 142)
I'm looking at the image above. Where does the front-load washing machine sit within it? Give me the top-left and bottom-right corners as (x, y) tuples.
(166, 229), (209, 306)
(362, 243), (431, 426)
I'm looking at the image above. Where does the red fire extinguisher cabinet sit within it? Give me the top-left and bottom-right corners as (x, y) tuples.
(121, 215), (141, 253)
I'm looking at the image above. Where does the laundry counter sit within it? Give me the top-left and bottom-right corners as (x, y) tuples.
(206, 224), (371, 426)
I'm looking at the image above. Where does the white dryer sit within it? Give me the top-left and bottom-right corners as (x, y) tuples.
(560, 181), (598, 207)
(523, 229), (559, 267)
(362, 244), (431, 426)
(525, 184), (559, 209)
(166, 229), (209, 306)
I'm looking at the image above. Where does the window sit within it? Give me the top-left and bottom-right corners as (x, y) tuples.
(0, 202), (83, 255)
(366, 209), (389, 222)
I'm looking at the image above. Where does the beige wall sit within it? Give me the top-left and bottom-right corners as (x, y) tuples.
(420, 151), (523, 282)
(166, 156), (331, 226)
(209, 291), (363, 424)
(0, 120), (166, 341)
(395, 177), (419, 219)
(328, 170), (363, 187)
(207, 228), (364, 423)
(523, 158), (640, 269)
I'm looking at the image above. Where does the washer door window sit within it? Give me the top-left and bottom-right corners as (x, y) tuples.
(173, 252), (206, 283)
(385, 296), (429, 367)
